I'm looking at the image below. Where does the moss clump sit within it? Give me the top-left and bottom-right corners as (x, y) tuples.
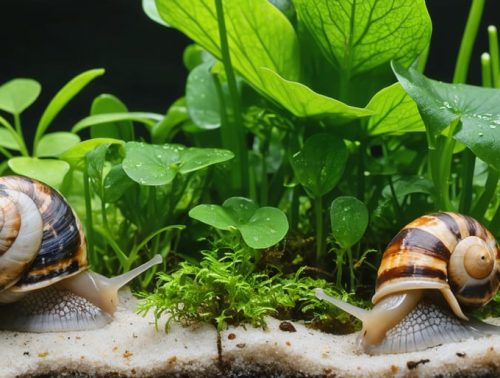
(138, 244), (365, 332)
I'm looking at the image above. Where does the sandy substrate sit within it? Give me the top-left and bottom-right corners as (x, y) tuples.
(1, 291), (499, 377)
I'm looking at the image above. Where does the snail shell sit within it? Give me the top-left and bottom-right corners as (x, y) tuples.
(316, 212), (500, 354)
(0, 175), (161, 332)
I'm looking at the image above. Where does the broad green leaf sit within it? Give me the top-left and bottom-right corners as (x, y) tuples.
(37, 132), (81, 157)
(142, 0), (169, 26)
(179, 148), (234, 174)
(72, 112), (163, 133)
(60, 138), (124, 169)
(8, 157), (70, 189)
(90, 94), (134, 141)
(393, 62), (500, 169)
(104, 164), (135, 203)
(0, 128), (20, 150)
(259, 68), (373, 119)
(0, 78), (41, 114)
(183, 44), (215, 71)
(34, 69), (105, 150)
(156, 0), (370, 121)
(156, 0), (300, 84)
(294, 0), (431, 76)
(186, 62), (221, 129)
(330, 196), (368, 249)
(122, 142), (184, 186)
(189, 197), (289, 248)
(366, 83), (424, 136)
(86, 143), (111, 184)
(291, 134), (348, 197)
(151, 98), (189, 143)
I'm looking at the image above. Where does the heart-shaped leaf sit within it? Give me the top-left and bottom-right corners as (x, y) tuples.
(393, 61), (500, 169)
(37, 132), (81, 157)
(291, 133), (348, 198)
(189, 197), (289, 249)
(0, 78), (41, 115)
(8, 157), (70, 189)
(330, 196), (368, 249)
(294, 0), (431, 77)
(122, 141), (184, 186)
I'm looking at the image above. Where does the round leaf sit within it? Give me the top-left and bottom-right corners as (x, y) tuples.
(8, 157), (70, 189)
(186, 62), (221, 130)
(0, 128), (21, 150)
(330, 196), (368, 249)
(60, 138), (124, 169)
(189, 197), (289, 249)
(0, 78), (41, 114)
(90, 94), (134, 141)
(37, 132), (81, 157)
(291, 134), (348, 197)
(122, 142), (184, 186)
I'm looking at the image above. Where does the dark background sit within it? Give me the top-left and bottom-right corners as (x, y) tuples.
(1, 0), (499, 136)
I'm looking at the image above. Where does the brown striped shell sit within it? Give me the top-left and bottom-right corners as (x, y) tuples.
(373, 212), (500, 320)
(0, 176), (87, 302)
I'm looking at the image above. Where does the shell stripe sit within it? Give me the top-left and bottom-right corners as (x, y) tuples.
(16, 259), (81, 286)
(384, 228), (451, 261)
(455, 280), (497, 303)
(376, 265), (447, 288)
(432, 212), (461, 239)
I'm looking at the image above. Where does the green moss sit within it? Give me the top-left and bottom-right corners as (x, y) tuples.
(138, 244), (365, 332)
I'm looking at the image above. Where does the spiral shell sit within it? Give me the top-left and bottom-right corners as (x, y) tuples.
(373, 212), (500, 318)
(0, 176), (87, 300)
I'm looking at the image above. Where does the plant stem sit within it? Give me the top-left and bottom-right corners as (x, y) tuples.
(13, 114), (29, 156)
(314, 195), (325, 264)
(416, 44), (430, 73)
(481, 53), (493, 87)
(459, 148), (475, 213)
(0, 146), (13, 159)
(452, 0), (485, 84)
(335, 248), (345, 287)
(346, 247), (355, 291)
(472, 167), (499, 220)
(488, 26), (500, 87)
(214, 0), (249, 196)
(83, 166), (95, 265)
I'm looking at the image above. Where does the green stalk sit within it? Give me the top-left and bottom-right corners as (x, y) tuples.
(416, 44), (430, 73)
(452, 0), (485, 84)
(335, 248), (345, 287)
(346, 247), (355, 291)
(488, 26), (500, 87)
(214, 0), (249, 196)
(472, 167), (499, 220)
(0, 147), (13, 159)
(314, 195), (325, 264)
(83, 167), (95, 265)
(481, 53), (493, 87)
(12, 114), (29, 156)
(458, 148), (475, 213)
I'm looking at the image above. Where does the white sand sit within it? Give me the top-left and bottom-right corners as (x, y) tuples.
(1, 291), (499, 377)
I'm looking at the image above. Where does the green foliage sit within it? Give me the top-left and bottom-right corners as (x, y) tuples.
(189, 197), (289, 249)
(138, 245), (360, 331)
(330, 196), (368, 249)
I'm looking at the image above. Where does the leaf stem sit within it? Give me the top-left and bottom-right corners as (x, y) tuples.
(214, 0), (249, 196)
(83, 165), (95, 265)
(452, 0), (485, 84)
(314, 195), (325, 264)
(13, 114), (29, 156)
(472, 167), (499, 220)
(481, 53), (493, 87)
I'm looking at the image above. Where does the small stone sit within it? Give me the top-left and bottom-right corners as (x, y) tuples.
(279, 321), (296, 332)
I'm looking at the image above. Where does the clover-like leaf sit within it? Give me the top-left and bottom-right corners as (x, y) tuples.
(60, 138), (124, 169)
(189, 197), (289, 249)
(330, 196), (368, 249)
(393, 61), (500, 170)
(122, 141), (184, 186)
(291, 134), (348, 198)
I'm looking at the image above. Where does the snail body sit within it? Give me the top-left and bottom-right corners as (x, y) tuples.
(316, 212), (500, 354)
(0, 175), (161, 332)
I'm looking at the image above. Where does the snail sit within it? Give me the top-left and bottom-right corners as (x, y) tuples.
(316, 212), (500, 354)
(0, 175), (162, 332)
